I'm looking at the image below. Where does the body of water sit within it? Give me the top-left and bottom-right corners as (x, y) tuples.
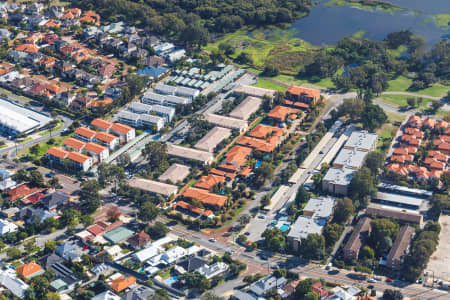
(388, 0), (450, 14)
(289, 0), (449, 46)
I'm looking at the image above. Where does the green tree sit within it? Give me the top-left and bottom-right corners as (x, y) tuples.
(79, 180), (101, 214)
(262, 65), (280, 77)
(295, 279), (312, 299)
(362, 103), (387, 132)
(323, 223), (344, 248)
(44, 240), (57, 254)
(138, 201), (159, 222)
(383, 289), (403, 300)
(29, 276), (49, 298)
(365, 151), (384, 174)
(333, 197), (354, 224)
(305, 291), (319, 300)
(369, 219), (399, 255)
(142, 142), (168, 171)
(179, 272), (210, 291)
(296, 185), (310, 206)
(29, 144), (40, 156)
(348, 167), (377, 208)
(7, 247), (21, 260)
(146, 222), (168, 240)
(48, 177), (61, 189)
(235, 52), (252, 65)
(360, 245), (375, 261)
(60, 208), (81, 230)
(300, 234), (325, 259)
(29, 170), (45, 187)
(262, 228), (286, 252)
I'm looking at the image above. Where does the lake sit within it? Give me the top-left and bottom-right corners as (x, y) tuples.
(289, 0), (449, 46)
(388, 0), (450, 14)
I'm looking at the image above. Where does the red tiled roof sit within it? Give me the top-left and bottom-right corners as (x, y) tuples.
(84, 142), (107, 154)
(91, 118), (112, 130)
(174, 200), (203, 215)
(15, 44), (39, 53)
(249, 124), (284, 140)
(63, 138), (86, 150)
(267, 105), (299, 121)
(46, 147), (69, 159)
(110, 275), (136, 293)
(286, 85), (320, 98)
(194, 174), (226, 191)
(16, 262), (43, 278)
(87, 224), (104, 236)
(67, 152), (91, 164)
(181, 188), (227, 209)
(110, 123), (133, 135)
(95, 131), (117, 143)
(75, 127), (96, 139)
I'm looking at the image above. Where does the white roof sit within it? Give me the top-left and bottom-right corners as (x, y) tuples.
(133, 236), (173, 262)
(229, 96), (262, 120)
(0, 269), (29, 299)
(232, 84), (276, 98)
(92, 291), (121, 300)
(0, 219), (18, 235)
(161, 246), (187, 264)
(158, 163), (190, 183)
(333, 148), (368, 169)
(204, 113), (248, 131)
(128, 178), (178, 197)
(303, 196), (336, 219)
(287, 216), (326, 241)
(344, 130), (377, 151)
(375, 192), (423, 208)
(323, 167), (355, 186)
(194, 126), (231, 152)
(105, 245), (122, 257)
(167, 143), (214, 164)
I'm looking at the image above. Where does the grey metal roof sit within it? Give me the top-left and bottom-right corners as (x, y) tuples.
(303, 196), (336, 219)
(333, 148), (368, 169)
(287, 216), (326, 241)
(374, 192), (423, 208)
(323, 167), (355, 186)
(344, 130), (378, 151)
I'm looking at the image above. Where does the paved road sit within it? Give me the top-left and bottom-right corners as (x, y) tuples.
(0, 115), (72, 158)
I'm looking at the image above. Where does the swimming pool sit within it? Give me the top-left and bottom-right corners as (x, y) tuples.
(164, 276), (178, 285)
(279, 224), (290, 232)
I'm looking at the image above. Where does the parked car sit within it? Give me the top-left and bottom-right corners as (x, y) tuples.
(386, 278), (393, 283)
(367, 279), (376, 283)
(208, 238), (216, 243)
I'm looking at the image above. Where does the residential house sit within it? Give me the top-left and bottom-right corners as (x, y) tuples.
(63, 137), (86, 152)
(0, 219), (18, 235)
(197, 262), (228, 279)
(180, 188), (227, 210)
(0, 269), (29, 299)
(8, 184), (39, 202)
(176, 256), (207, 273)
(122, 285), (155, 300)
(58, 91), (76, 106)
(286, 85), (320, 105)
(127, 231), (151, 249)
(79, 11), (100, 25)
(41, 191), (71, 210)
(16, 262), (44, 279)
(248, 275), (287, 297)
(19, 207), (57, 224)
(267, 106), (299, 122)
(110, 275), (136, 293)
(55, 242), (84, 262)
(194, 126), (231, 152)
(93, 291), (121, 300)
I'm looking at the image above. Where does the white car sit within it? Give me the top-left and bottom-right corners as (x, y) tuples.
(367, 279), (376, 283)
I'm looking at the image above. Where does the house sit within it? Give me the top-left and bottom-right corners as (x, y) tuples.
(63, 138), (86, 152)
(83, 142), (109, 163)
(21, 191), (46, 205)
(386, 226), (415, 270)
(103, 226), (135, 244)
(286, 85), (320, 105)
(180, 187), (227, 210)
(79, 11), (100, 25)
(122, 285), (155, 300)
(94, 131), (120, 150)
(312, 282), (329, 300)
(98, 64), (115, 79)
(58, 91), (76, 106)
(166, 49), (186, 63)
(110, 275), (136, 293)
(41, 191), (71, 210)
(94, 204), (122, 223)
(19, 207), (57, 224)
(167, 144), (214, 165)
(267, 106), (299, 122)
(343, 217), (372, 260)
(248, 275), (287, 297)
(16, 262), (44, 279)
(8, 184), (39, 202)
(74, 127), (96, 142)
(55, 242), (83, 262)
(128, 178), (178, 197)
(0, 219), (18, 235)
(140, 55), (165, 67)
(194, 174), (226, 191)
(174, 201), (204, 218)
(38, 253), (64, 271)
(218, 145), (252, 174)
(110, 123), (135, 143)
(176, 256), (207, 273)
(0, 269), (29, 299)
(196, 262), (228, 279)
(93, 291), (121, 300)
(15, 43), (39, 53)
(67, 152), (93, 171)
(49, 261), (82, 290)
(229, 291), (257, 300)
(127, 231), (151, 249)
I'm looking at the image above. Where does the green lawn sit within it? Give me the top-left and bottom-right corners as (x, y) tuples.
(17, 137), (32, 144)
(376, 124), (398, 151)
(433, 14), (450, 29)
(385, 111), (406, 124)
(377, 94), (433, 109)
(387, 76), (449, 98)
(19, 134), (70, 160)
(0, 88), (34, 102)
(252, 78), (287, 92)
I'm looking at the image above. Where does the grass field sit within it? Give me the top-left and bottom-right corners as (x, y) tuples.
(377, 94), (433, 109)
(252, 78), (287, 92)
(19, 135), (69, 160)
(432, 14), (450, 29)
(386, 76), (449, 98)
(205, 28), (315, 74)
(386, 111), (406, 123)
(325, 0), (401, 13)
(377, 123), (399, 151)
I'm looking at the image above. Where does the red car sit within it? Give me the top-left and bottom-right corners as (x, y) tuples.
(83, 245), (89, 250)
(386, 277), (393, 283)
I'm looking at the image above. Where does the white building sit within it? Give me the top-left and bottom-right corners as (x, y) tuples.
(0, 219), (18, 235)
(142, 91), (192, 107)
(154, 83), (199, 99)
(0, 269), (29, 299)
(197, 262), (228, 279)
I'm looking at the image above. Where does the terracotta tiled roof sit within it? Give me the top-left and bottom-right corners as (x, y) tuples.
(284, 100), (310, 109)
(181, 188), (227, 209)
(237, 136), (277, 152)
(423, 118), (436, 128)
(286, 85), (320, 98)
(75, 127), (96, 139)
(87, 224), (104, 236)
(407, 115), (423, 127)
(63, 138), (86, 150)
(127, 231), (151, 248)
(219, 145), (252, 172)
(84, 142), (107, 154)
(194, 174), (225, 191)
(110, 275), (136, 293)
(91, 118), (112, 130)
(8, 184), (39, 202)
(174, 200), (203, 215)
(15, 44), (39, 53)
(67, 151), (91, 164)
(46, 147), (69, 159)
(436, 120), (448, 129)
(110, 123), (133, 135)
(249, 124), (284, 140)
(94, 131), (117, 143)
(16, 262), (43, 278)
(267, 105), (299, 121)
